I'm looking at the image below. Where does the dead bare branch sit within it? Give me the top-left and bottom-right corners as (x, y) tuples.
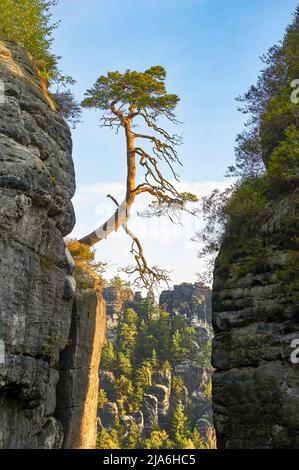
(105, 194), (171, 292)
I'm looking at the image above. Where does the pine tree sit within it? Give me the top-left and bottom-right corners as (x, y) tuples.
(191, 429), (205, 449)
(122, 423), (141, 449)
(117, 352), (133, 377)
(118, 322), (137, 355)
(154, 310), (172, 362)
(230, 6), (299, 178)
(136, 361), (153, 390)
(171, 330), (184, 364)
(143, 430), (174, 449)
(97, 428), (121, 449)
(79, 66), (197, 290)
(100, 341), (116, 371)
(171, 404), (187, 439)
(135, 320), (155, 364)
(171, 404), (192, 449)
(114, 375), (134, 408)
(151, 349), (158, 369)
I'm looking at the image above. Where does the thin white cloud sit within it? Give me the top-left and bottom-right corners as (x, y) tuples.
(71, 180), (230, 289)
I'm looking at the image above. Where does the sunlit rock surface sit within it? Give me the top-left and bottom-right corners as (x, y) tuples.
(56, 272), (106, 449)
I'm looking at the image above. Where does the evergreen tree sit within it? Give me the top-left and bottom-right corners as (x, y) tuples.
(171, 330), (186, 364)
(135, 319), (155, 364)
(191, 429), (205, 449)
(97, 428), (121, 449)
(98, 389), (108, 409)
(171, 404), (187, 440)
(108, 276), (131, 288)
(118, 308), (138, 368)
(121, 422), (141, 449)
(171, 376), (186, 403)
(79, 66), (197, 290)
(151, 349), (158, 369)
(114, 375), (133, 399)
(229, 6), (299, 179)
(154, 310), (172, 362)
(139, 294), (160, 323)
(136, 360), (153, 390)
(143, 430), (174, 449)
(183, 326), (197, 361)
(100, 340), (116, 371)
(171, 404), (192, 449)
(116, 352), (133, 377)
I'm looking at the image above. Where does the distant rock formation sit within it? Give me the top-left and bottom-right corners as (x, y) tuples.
(142, 394), (159, 436)
(160, 283), (214, 435)
(160, 282), (212, 325)
(103, 286), (134, 342)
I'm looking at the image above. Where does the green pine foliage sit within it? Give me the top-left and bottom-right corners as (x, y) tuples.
(97, 428), (121, 449)
(100, 340), (116, 370)
(0, 1), (82, 125)
(232, 6), (299, 179)
(224, 9), (299, 230)
(98, 299), (212, 449)
(106, 276), (132, 288)
(81, 66), (179, 117)
(143, 430), (174, 449)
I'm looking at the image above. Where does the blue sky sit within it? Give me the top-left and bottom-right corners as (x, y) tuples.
(52, 0), (298, 184)
(51, 0), (298, 287)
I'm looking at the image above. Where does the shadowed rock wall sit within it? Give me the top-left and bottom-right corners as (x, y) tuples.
(0, 40), (76, 448)
(212, 181), (299, 448)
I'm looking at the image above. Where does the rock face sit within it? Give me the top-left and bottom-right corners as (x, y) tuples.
(142, 394), (158, 436)
(99, 401), (119, 430)
(0, 40), (106, 450)
(148, 384), (170, 417)
(212, 182), (299, 448)
(103, 286), (134, 342)
(160, 282), (212, 325)
(0, 40), (76, 448)
(56, 272), (106, 449)
(121, 411), (144, 435)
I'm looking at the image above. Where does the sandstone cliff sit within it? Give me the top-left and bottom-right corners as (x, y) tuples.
(160, 282), (212, 325)
(0, 40), (105, 449)
(212, 181), (299, 448)
(0, 39), (76, 448)
(56, 271), (106, 449)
